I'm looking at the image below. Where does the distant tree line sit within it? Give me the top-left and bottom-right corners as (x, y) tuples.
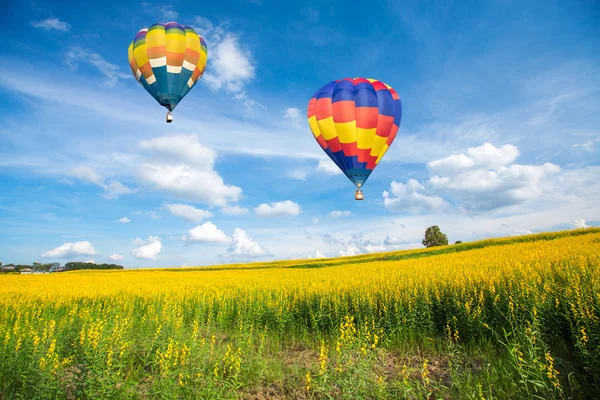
(63, 262), (124, 271)
(0, 261), (124, 273)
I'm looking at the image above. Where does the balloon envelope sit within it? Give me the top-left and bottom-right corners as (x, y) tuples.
(128, 22), (208, 112)
(307, 78), (402, 188)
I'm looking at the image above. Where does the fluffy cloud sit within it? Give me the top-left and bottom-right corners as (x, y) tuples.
(307, 250), (326, 259)
(383, 179), (449, 213)
(384, 235), (409, 246)
(163, 203), (213, 223)
(224, 228), (270, 258)
(385, 143), (562, 213)
(66, 47), (130, 86)
(329, 210), (352, 218)
(31, 18), (71, 32)
(183, 222), (232, 244)
(132, 236), (162, 259)
(316, 159), (343, 175)
(117, 217), (131, 223)
(108, 254), (124, 261)
(139, 135), (216, 170)
(574, 219), (588, 228)
(284, 108), (302, 126)
(42, 241), (97, 258)
(221, 205), (249, 216)
(254, 201), (301, 217)
(193, 17), (255, 101)
(138, 135), (241, 206)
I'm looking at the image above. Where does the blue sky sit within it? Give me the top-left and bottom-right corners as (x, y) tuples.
(1, 0), (599, 268)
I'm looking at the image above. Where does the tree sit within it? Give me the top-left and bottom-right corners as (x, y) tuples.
(455, 240), (462, 244)
(422, 225), (449, 248)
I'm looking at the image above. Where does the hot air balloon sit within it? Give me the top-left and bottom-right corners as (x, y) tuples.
(128, 22), (208, 123)
(307, 78), (402, 200)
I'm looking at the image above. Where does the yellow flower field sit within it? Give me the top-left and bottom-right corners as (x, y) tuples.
(1, 229), (599, 399)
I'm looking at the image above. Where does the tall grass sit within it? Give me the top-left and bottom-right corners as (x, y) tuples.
(1, 228), (599, 399)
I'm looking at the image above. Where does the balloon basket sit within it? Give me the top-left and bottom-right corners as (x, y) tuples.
(355, 189), (364, 201)
(166, 112), (173, 123)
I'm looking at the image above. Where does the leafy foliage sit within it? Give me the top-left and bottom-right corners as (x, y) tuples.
(422, 225), (449, 247)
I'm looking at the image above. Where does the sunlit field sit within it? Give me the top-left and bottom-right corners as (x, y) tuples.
(1, 229), (599, 399)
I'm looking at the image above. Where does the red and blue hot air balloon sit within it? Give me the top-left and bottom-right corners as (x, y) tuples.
(307, 78), (402, 200)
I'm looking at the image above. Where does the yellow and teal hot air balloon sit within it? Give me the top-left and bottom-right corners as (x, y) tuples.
(128, 22), (208, 123)
(307, 78), (402, 200)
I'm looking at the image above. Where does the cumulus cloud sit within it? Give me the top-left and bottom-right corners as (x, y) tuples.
(66, 47), (130, 86)
(183, 222), (232, 244)
(307, 250), (326, 259)
(138, 135), (241, 206)
(383, 179), (449, 213)
(103, 180), (134, 199)
(329, 210), (352, 218)
(254, 200), (301, 217)
(385, 143), (562, 213)
(70, 166), (103, 185)
(574, 219), (588, 228)
(32, 17), (71, 32)
(221, 205), (249, 215)
(108, 254), (124, 261)
(117, 217), (131, 223)
(163, 203), (213, 223)
(42, 241), (97, 258)
(132, 236), (162, 259)
(224, 228), (270, 258)
(316, 159), (343, 175)
(427, 143), (560, 211)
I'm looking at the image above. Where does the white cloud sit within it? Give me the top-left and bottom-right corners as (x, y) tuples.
(284, 108), (302, 126)
(139, 135), (216, 170)
(312, 218), (319, 224)
(572, 138), (599, 152)
(511, 229), (533, 236)
(183, 222), (232, 244)
(102, 180), (135, 200)
(224, 228), (269, 258)
(85, 260), (95, 264)
(108, 254), (124, 261)
(338, 245), (362, 257)
(428, 143), (520, 175)
(574, 219), (588, 228)
(66, 47), (130, 86)
(306, 250), (326, 259)
(31, 17), (71, 32)
(329, 210), (352, 218)
(160, 5), (178, 20)
(70, 166), (103, 185)
(140, 164), (241, 207)
(132, 236), (162, 259)
(163, 203), (213, 223)
(117, 217), (131, 223)
(42, 241), (97, 258)
(384, 235), (408, 246)
(138, 135), (241, 207)
(289, 169), (308, 180)
(383, 179), (449, 213)
(221, 205), (249, 215)
(427, 143), (561, 211)
(254, 200), (301, 217)
(69, 166), (134, 200)
(385, 143), (562, 214)
(316, 159), (343, 175)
